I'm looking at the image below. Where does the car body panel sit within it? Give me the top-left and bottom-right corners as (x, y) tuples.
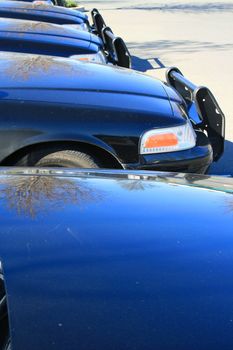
(0, 18), (102, 56)
(0, 18), (100, 44)
(0, 168), (233, 350)
(0, 52), (211, 168)
(16, 0), (53, 2)
(8, 0), (52, 1)
(1, 0), (88, 21)
(3, 1), (88, 23)
(0, 55), (179, 164)
(0, 53), (173, 99)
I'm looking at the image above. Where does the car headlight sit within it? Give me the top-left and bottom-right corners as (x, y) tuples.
(79, 23), (89, 32)
(33, 1), (52, 4)
(71, 52), (107, 64)
(140, 122), (196, 155)
(65, 23), (89, 32)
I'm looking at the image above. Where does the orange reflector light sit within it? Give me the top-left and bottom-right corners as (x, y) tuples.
(144, 133), (178, 148)
(78, 58), (89, 61)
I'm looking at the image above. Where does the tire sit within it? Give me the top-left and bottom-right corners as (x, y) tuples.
(16, 148), (101, 169)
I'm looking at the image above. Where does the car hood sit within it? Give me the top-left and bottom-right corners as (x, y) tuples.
(0, 18), (101, 45)
(0, 1), (88, 22)
(0, 168), (233, 350)
(0, 52), (176, 98)
(0, 53), (185, 123)
(0, 1), (87, 24)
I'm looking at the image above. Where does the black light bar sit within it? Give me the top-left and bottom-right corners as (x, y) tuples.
(102, 27), (131, 68)
(91, 8), (106, 38)
(166, 67), (225, 161)
(91, 9), (131, 69)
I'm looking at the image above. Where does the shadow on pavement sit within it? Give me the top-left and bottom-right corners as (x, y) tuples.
(128, 40), (233, 58)
(131, 56), (166, 72)
(209, 140), (233, 176)
(117, 2), (233, 12)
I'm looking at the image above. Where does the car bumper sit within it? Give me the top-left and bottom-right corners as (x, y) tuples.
(124, 131), (213, 174)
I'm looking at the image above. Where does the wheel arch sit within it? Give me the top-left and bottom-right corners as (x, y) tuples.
(2, 140), (124, 169)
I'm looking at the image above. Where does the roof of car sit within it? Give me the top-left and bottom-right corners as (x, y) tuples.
(0, 1), (87, 25)
(0, 168), (232, 350)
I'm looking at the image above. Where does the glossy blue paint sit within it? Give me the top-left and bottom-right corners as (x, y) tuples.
(1, 1), (88, 23)
(0, 18), (102, 57)
(0, 52), (172, 99)
(1, 0), (88, 22)
(0, 18), (99, 44)
(0, 52), (211, 169)
(0, 169), (233, 350)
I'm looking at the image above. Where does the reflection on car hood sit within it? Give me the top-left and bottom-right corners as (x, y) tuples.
(1, 167), (233, 194)
(0, 52), (174, 99)
(0, 168), (233, 350)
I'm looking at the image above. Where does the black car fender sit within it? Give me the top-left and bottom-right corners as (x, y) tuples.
(2, 132), (123, 167)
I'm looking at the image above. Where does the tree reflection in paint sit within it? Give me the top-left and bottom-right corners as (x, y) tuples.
(4, 54), (93, 81)
(0, 175), (101, 218)
(117, 176), (155, 191)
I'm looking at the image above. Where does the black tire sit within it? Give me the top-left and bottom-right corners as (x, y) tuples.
(16, 148), (101, 169)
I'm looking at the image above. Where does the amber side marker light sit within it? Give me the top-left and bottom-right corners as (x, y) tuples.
(140, 123), (196, 155)
(144, 133), (178, 149)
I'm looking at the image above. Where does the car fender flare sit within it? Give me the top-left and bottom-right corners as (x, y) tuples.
(3, 133), (123, 167)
